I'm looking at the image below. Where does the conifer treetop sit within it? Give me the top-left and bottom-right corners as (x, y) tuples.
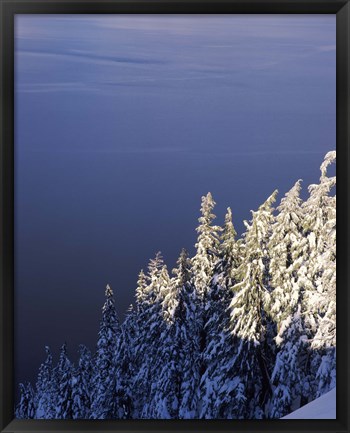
(221, 207), (237, 249)
(105, 284), (113, 298)
(148, 251), (165, 280)
(102, 284), (117, 315)
(320, 150), (336, 179)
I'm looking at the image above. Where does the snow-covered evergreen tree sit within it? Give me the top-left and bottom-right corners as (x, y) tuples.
(198, 208), (240, 419)
(265, 180), (312, 417)
(144, 262), (172, 418)
(269, 306), (309, 418)
(192, 192), (221, 299)
(71, 345), (93, 419)
(228, 191), (278, 418)
(268, 180), (306, 326)
(117, 304), (137, 419)
(185, 193), (222, 417)
(90, 284), (121, 419)
(198, 261), (235, 418)
(55, 343), (74, 419)
(16, 382), (36, 419)
(312, 347), (336, 399)
(220, 207), (241, 281)
(301, 152), (336, 401)
(131, 270), (152, 418)
(310, 152), (336, 346)
(35, 346), (56, 419)
(301, 151), (336, 332)
(311, 200), (336, 399)
(147, 318), (180, 419)
(174, 249), (201, 419)
(132, 252), (171, 418)
(147, 257), (182, 419)
(135, 269), (147, 307)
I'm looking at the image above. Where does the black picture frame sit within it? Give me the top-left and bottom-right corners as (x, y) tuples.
(0, 1), (348, 432)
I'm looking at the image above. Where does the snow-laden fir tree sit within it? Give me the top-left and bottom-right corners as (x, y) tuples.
(220, 207), (242, 281)
(312, 343), (336, 399)
(131, 269), (152, 418)
(147, 310), (180, 418)
(198, 208), (239, 419)
(311, 236), (336, 399)
(146, 253), (184, 419)
(90, 284), (121, 419)
(113, 328), (130, 419)
(267, 180), (306, 326)
(143, 263), (172, 418)
(310, 152), (336, 340)
(55, 343), (74, 419)
(34, 346), (56, 419)
(301, 151), (336, 332)
(300, 151), (336, 401)
(132, 252), (171, 418)
(268, 305), (309, 418)
(267, 181), (311, 416)
(311, 224), (336, 353)
(135, 269), (147, 307)
(117, 304), (137, 419)
(192, 192), (222, 300)
(309, 153), (336, 399)
(175, 249), (202, 419)
(190, 193), (222, 417)
(71, 345), (93, 419)
(197, 260), (235, 419)
(228, 190), (278, 418)
(15, 382), (36, 419)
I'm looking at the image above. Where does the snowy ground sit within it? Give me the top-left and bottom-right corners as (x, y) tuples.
(282, 388), (336, 419)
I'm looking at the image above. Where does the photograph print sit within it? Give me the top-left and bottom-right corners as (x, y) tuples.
(14, 14), (336, 420)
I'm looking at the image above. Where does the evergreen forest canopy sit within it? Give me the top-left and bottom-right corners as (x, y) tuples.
(16, 151), (336, 420)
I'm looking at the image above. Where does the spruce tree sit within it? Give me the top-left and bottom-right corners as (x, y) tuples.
(311, 232), (336, 394)
(15, 382), (36, 419)
(132, 253), (170, 418)
(117, 305), (137, 419)
(189, 193), (222, 416)
(90, 284), (121, 419)
(147, 316), (180, 418)
(174, 249), (201, 419)
(228, 191), (278, 418)
(198, 260), (235, 418)
(301, 151), (336, 331)
(35, 346), (56, 419)
(311, 206), (336, 398)
(147, 260), (182, 419)
(221, 207), (241, 281)
(135, 269), (147, 306)
(268, 180), (306, 326)
(300, 151), (336, 401)
(268, 306), (309, 418)
(192, 192), (221, 299)
(71, 345), (93, 419)
(198, 208), (239, 419)
(55, 343), (74, 419)
(266, 181), (312, 416)
(144, 262), (172, 418)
